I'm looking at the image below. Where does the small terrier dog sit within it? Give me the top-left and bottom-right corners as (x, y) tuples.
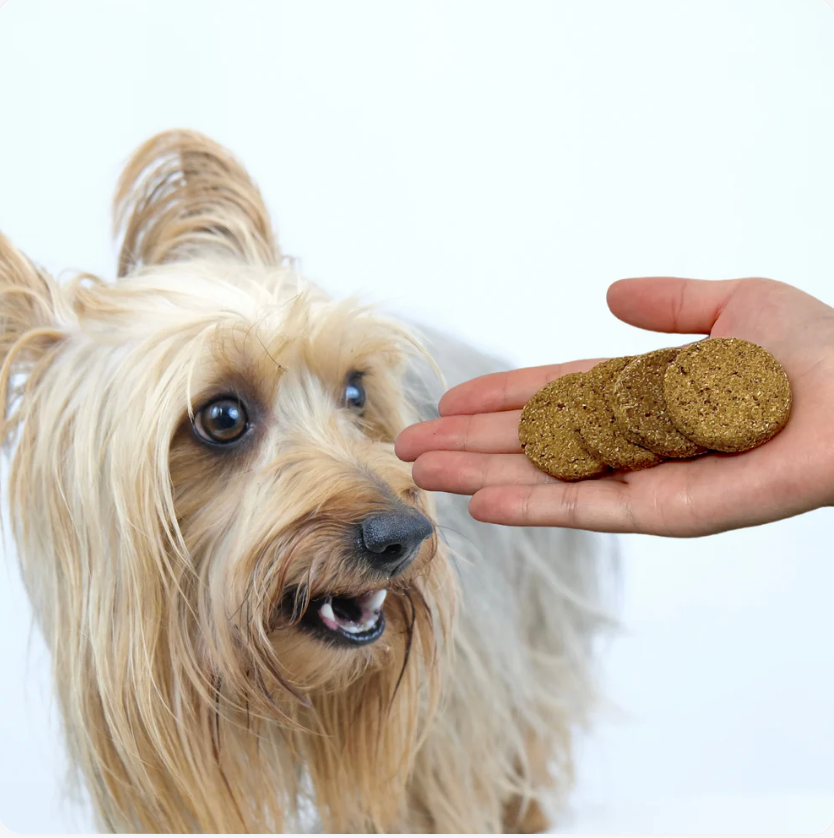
(0, 131), (612, 833)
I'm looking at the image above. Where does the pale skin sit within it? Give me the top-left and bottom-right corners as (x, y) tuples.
(395, 277), (834, 537)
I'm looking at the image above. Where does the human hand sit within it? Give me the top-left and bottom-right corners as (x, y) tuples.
(395, 277), (834, 536)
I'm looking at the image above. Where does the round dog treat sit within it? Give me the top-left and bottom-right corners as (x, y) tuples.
(518, 373), (609, 481)
(664, 337), (792, 452)
(576, 358), (665, 471)
(612, 348), (707, 458)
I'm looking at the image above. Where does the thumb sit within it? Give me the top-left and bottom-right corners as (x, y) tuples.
(607, 276), (743, 335)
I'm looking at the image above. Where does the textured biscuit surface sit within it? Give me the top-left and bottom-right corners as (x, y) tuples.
(664, 338), (792, 452)
(612, 348), (707, 458)
(576, 358), (664, 471)
(518, 373), (608, 481)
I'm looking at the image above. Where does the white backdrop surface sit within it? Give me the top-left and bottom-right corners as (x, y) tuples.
(1, 0), (833, 833)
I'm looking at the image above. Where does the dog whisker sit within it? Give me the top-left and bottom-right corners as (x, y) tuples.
(389, 589), (416, 714)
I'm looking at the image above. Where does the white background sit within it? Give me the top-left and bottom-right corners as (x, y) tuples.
(1, 0), (834, 833)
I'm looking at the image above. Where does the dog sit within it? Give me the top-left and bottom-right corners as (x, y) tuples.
(0, 130), (613, 833)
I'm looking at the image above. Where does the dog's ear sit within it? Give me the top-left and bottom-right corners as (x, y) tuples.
(113, 129), (279, 277)
(0, 232), (65, 442)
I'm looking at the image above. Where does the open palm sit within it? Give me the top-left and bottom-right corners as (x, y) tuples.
(396, 277), (834, 536)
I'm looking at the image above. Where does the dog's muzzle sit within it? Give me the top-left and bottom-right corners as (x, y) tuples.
(287, 510), (434, 648)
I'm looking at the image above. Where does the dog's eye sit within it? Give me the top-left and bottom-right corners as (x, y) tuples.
(193, 398), (249, 444)
(344, 373), (366, 410)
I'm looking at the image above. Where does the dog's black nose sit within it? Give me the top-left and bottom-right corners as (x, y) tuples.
(359, 511), (434, 575)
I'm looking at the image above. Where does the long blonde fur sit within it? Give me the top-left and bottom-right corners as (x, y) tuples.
(1, 131), (613, 833)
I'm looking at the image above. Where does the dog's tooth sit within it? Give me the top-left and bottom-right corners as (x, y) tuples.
(319, 601), (337, 625)
(364, 589), (388, 612)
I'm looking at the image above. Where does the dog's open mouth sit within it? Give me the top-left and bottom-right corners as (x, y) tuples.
(294, 589), (387, 647)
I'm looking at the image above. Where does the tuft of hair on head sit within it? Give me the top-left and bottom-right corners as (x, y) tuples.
(113, 129), (280, 277)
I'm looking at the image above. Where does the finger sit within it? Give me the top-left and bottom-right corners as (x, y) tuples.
(469, 480), (644, 532)
(412, 451), (557, 494)
(395, 410), (523, 462)
(438, 359), (605, 417)
(607, 276), (745, 335)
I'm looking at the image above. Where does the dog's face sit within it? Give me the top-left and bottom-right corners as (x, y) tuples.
(158, 265), (444, 696)
(80, 262), (446, 704)
(5, 256), (449, 712)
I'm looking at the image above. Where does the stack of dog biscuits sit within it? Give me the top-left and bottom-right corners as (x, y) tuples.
(519, 337), (792, 481)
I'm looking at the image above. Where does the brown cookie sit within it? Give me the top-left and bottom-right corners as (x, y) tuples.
(612, 348), (707, 458)
(576, 358), (665, 471)
(664, 338), (792, 452)
(518, 373), (609, 481)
